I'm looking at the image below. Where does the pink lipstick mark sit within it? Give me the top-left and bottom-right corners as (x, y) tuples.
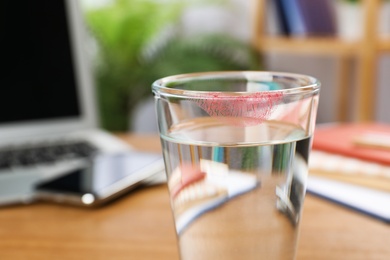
(194, 92), (283, 126)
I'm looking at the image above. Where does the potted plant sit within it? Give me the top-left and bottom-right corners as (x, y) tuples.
(83, 0), (261, 131)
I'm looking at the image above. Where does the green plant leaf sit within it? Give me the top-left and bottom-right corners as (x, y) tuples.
(83, 0), (262, 131)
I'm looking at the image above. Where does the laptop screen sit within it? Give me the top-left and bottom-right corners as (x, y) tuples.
(0, 0), (98, 142)
(0, 0), (82, 124)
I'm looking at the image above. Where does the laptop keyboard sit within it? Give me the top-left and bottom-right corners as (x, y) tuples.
(0, 141), (98, 170)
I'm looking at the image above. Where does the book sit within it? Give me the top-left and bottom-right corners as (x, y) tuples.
(312, 122), (390, 165)
(265, 0), (285, 36)
(306, 122), (390, 223)
(309, 150), (390, 192)
(307, 175), (390, 223)
(273, 0), (292, 35)
(296, 0), (337, 36)
(273, 0), (337, 37)
(277, 0), (306, 36)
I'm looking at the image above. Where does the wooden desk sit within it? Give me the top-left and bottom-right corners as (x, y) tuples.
(0, 134), (389, 259)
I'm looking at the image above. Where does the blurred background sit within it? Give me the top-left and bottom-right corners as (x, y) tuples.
(80, 0), (390, 133)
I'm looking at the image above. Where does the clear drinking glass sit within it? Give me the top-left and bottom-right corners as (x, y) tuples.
(152, 71), (320, 260)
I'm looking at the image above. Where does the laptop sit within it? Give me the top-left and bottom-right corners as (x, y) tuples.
(0, 0), (151, 206)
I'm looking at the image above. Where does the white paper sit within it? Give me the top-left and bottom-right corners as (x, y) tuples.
(307, 175), (390, 222)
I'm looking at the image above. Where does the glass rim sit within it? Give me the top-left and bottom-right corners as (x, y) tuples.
(152, 71), (320, 97)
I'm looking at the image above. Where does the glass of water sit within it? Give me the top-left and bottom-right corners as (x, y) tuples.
(152, 71), (320, 260)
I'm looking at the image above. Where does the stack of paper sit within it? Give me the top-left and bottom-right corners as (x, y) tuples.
(307, 123), (390, 223)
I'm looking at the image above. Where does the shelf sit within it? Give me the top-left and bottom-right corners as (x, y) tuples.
(378, 37), (390, 51)
(256, 36), (390, 57)
(252, 0), (389, 121)
(256, 37), (361, 57)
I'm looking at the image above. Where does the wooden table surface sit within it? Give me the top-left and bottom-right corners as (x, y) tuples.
(0, 134), (389, 260)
